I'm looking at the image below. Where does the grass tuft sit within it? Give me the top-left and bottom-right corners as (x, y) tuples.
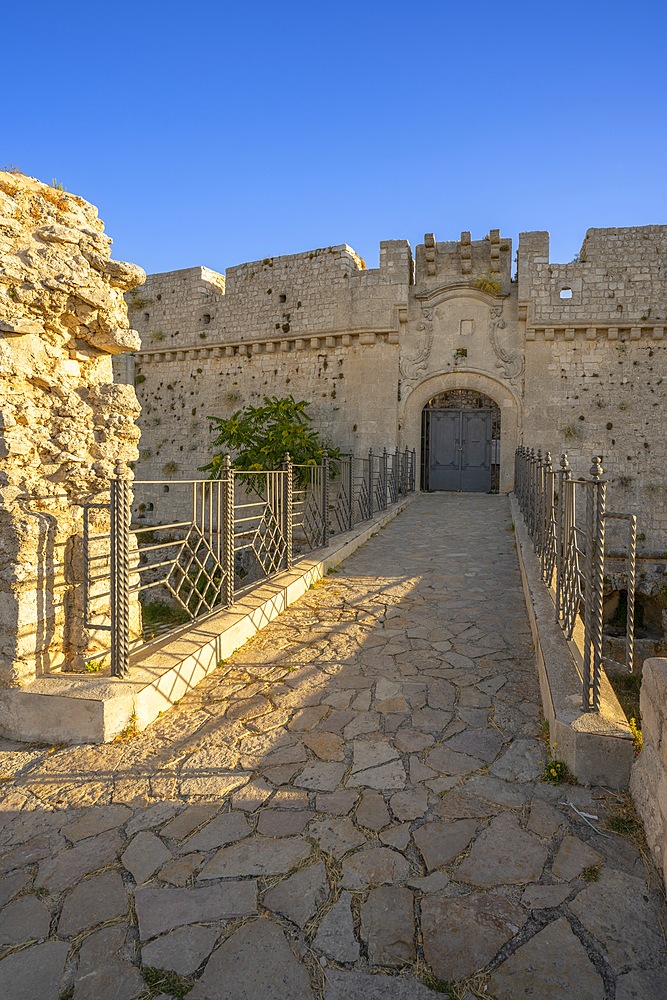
(140, 966), (193, 999)
(581, 864), (601, 882)
(418, 968), (453, 994)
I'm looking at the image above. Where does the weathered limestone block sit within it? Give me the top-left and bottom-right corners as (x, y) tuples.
(0, 170), (144, 684)
(630, 658), (667, 893)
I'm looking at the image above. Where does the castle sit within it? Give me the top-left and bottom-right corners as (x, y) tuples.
(118, 226), (667, 633)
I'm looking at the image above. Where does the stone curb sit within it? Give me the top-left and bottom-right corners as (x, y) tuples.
(0, 496), (416, 745)
(510, 495), (634, 789)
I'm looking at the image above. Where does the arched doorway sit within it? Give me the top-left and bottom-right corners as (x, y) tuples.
(421, 389), (500, 492)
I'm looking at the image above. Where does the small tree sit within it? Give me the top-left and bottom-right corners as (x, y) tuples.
(201, 396), (339, 479)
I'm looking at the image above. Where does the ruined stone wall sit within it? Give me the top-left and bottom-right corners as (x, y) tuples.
(518, 226), (667, 327)
(0, 171), (144, 685)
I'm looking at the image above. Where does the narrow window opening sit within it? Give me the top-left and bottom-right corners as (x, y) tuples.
(560, 287), (573, 300)
(279, 294), (287, 303)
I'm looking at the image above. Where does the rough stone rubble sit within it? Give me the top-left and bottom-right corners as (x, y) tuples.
(0, 171), (144, 683)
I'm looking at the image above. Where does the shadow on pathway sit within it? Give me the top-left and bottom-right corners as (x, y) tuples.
(0, 494), (665, 999)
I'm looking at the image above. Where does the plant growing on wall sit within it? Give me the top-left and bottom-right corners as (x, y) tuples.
(473, 272), (502, 295)
(201, 395), (339, 480)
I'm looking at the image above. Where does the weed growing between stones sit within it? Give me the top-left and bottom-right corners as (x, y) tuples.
(114, 713), (140, 742)
(608, 671), (642, 753)
(417, 965), (452, 993)
(541, 759), (576, 784)
(540, 744), (576, 785)
(606, 796), (644, 842)
(140, 966), (193, 998)
(581, 864), (601, 882)
(416, 964), (492, 998)
(629, 716), (643, 754)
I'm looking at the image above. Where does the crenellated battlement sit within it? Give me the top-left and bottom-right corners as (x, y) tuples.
(415, 230), (513, 293)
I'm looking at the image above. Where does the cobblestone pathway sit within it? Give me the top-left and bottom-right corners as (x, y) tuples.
(1, 494), (666, 999)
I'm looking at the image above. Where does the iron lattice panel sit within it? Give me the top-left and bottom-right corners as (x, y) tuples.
(251, 505), (287, 576)
(387, 470), (398, 505)
(299, 486), (325, 549)
(165, 524), (226, 619)
(374, 476), (385, 511)
(330, 476), (350, 535)
(357, 477), (371, 521)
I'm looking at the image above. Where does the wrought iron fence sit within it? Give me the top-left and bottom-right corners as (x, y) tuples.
(514, 447), (637, 712)
(84, 447), (416, 678)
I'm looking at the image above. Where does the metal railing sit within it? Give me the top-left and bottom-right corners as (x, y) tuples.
(84, 447), (416, 678)
(515, 447), (637, 711)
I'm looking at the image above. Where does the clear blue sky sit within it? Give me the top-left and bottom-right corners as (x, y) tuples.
(5, 1), (666, 275)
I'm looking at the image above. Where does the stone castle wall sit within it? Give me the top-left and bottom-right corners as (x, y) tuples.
(120, 243), (413, 500)
(121, 225), (667, 599)
(0, 171), (144, 685)
(519, 228), (667, 596)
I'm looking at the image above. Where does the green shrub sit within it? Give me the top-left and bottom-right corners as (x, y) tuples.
(201, 395), (339, 483)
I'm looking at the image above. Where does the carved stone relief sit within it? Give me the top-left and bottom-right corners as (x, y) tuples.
(488, 304), (523, 379)
(399, 304), (434, 395)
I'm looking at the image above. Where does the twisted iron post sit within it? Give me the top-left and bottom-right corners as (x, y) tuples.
(589, 456), (606, 711)
(542, 451), (554, 581)
(556, 453), (571, 620)
(222, 455), (235, 607)
(283, 452), (293, 570)
(110, 458), (132, 678)
(368, 449), (374, 517)
(625, 515), (637, 673)
(347, 456), (355, 531)
(322, 450), (329, 546)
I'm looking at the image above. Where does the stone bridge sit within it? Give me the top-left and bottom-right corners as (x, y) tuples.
(1, 495), (665, 999)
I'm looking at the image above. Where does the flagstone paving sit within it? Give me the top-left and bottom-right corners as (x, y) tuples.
(0, 493), (666, 999)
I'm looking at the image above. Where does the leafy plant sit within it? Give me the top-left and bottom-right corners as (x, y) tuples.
(629, 717), (643, 754)
(202, 395), (339, 482)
